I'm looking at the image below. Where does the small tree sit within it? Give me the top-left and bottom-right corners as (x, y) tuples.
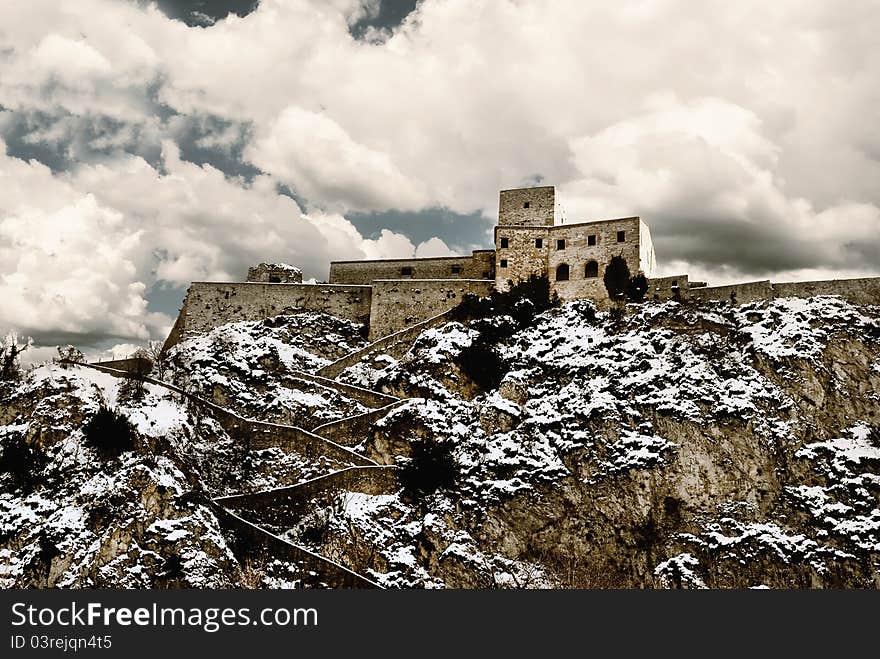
(145, 341), (168, 380)
(1, 332), (31, 382)
(603, 255), (631, 303)
(118, 348), (153, 402)
(56, 345), (85, 368)
(626, 272), (649, 303)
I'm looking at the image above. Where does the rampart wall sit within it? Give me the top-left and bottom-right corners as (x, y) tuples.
(165, 282), (373, 349)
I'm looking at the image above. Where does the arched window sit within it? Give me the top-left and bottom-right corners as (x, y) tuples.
(585, 260), (599, 278)
(555, 263), (570, 281)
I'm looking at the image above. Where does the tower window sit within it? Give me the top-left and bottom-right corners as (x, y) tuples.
(555, 263), (570, 281)
(588, 234), (596, 246)
(500, 237), (509, 248)
(523, 201), (530, 208)
(585, 261), (599, 278)
(557, 239), (566, 250)
(451, 265), (462, 275)
(400, 266), (413, 276)
(617, 230), (626, 242)
(535, 238), (543, 248)
(500, 259), (508, 268)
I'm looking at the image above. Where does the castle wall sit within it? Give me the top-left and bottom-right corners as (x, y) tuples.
(690, 280), (773, 304)
(329, 251), (495, 285)
(167, 282), (373, 348)
(368, 279), (495, 340)
(498, 186), (556, 226)
(771, 277), (880, 306)
(648, 275), (690, 301)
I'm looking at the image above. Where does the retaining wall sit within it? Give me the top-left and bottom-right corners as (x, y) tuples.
(311, 400), (408, 444)
(212, 505), (381, 589)
(317, 307), (460, 378)
(290, 371), (399, 409)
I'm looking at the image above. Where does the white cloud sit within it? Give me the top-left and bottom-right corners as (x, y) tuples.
(246, 106), (427, 212)
(2, 0), (880, 347)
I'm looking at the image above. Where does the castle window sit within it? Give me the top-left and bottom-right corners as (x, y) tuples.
(523, 201), (530, 208)
(671, 280), (678, 288)
(500, 237), (509, 248)
(555, 263), (569, 281)
(588, 234), (596, 246)
(451, 265), (462, 275)
(482, 271), (490, 279)
(535, 238), (543, 248)
(500, 259), (508, 268)
(400, 266), (413, 276)
(557, 239), (566, 250)
(617, 230), (626, 243)
(585, 261), (599, 278)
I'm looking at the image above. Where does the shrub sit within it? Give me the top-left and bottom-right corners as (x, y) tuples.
(456, 339), (506, 391)
(626, 272), (649, 303)
(83, 406), (138, 457)
(452, 274), (558, 331)
(398, 439), (457, 498)
(603, 255), (631, 302)
(0, 434), (46, 490)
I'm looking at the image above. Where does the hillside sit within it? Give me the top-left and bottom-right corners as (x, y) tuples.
(1, 297), (879, 588)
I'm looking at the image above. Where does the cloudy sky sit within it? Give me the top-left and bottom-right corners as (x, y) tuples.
(2, 0), (879, 356)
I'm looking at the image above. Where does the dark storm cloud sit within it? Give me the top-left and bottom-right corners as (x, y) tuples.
(349, 0), (420, 40)
(147, 0), (260, 27)
(346, 207), (493, 253)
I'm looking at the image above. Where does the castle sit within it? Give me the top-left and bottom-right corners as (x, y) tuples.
(162, 185), (880, 350)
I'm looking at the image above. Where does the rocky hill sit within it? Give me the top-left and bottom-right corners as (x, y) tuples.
(2, 295), (878, 588)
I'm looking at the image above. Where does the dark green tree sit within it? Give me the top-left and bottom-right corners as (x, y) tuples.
(603, 255), (631, 302)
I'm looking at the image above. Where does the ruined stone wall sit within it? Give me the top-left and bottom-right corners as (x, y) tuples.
(246, 263), (302, 283)
(498, 186), (556, 226)
(329, 251), (495, 285)
(168, 282), (372, 347)
(368, 279), (495, 340)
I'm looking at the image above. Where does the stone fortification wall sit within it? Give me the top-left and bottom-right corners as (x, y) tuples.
(690, 280), (773, 304)
(368, 279), (495, 340)
(165, 282), (372, 348)
(648, 275), (690, 301)
(772, 277), (880, 306)
(329, 250), (495, 285)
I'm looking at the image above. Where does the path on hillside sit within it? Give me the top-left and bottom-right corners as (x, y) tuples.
(72, 361), (404, 589)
